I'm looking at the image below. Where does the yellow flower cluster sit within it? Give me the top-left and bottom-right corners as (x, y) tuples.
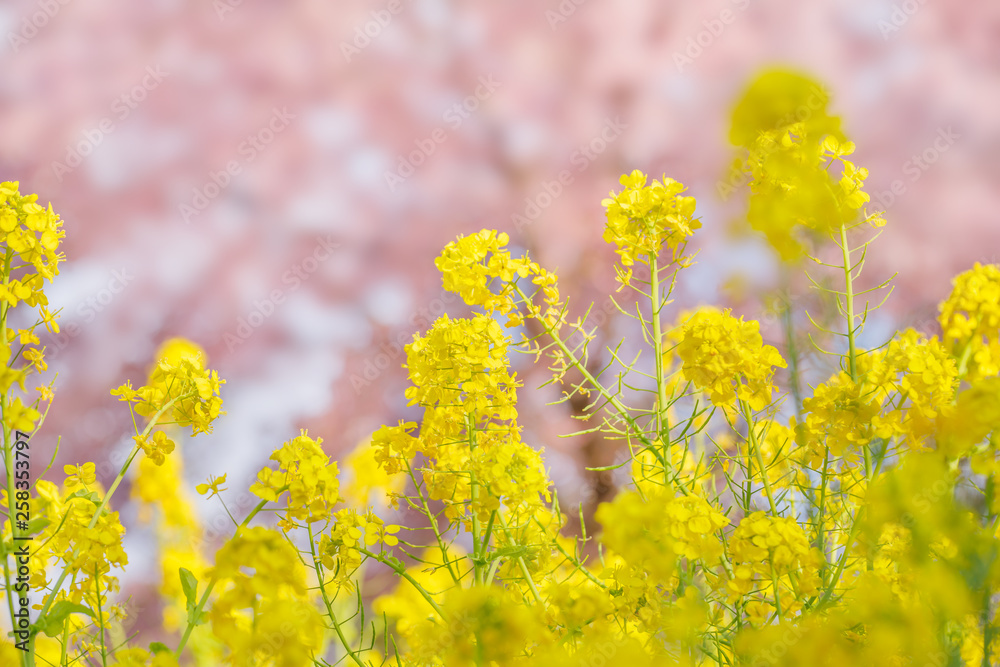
(370, 419), (420, 474)
(601, 169), (701, 268)
(939, 377), (1000, 456)
(404, 313), (516, 421)
(40, 481), (128, 603)
(208, 526), (325, 666)
(112, 338), (225, 437)
(728, 71), (883, 261)
(863, 329), (959, 443)
(435, 587), (544, 665)
(434, 230), (533, 314)
(595, 490), (679, 582)
(132, 452), (209, 632)
(317, 507), (399, 589)
(596, 490), (727, 585)
(342, 437), (407, 505)
(0, 181), (64, 305)
(676, 308), (787, 412)
(727, 511), (823, 621)
(799, 370), (884, 464)
(434, 229), (562, 328)
(939, 262), (1000, 380)
(249, 430), (341, 531)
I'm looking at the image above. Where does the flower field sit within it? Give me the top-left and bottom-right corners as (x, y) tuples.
(2, 71), (999, 666)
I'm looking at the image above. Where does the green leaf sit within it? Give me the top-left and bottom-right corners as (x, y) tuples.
(35, 601), (94, 637)
(178, 567), (198, 608)
(179, 568), (207, 627)
(148, 642), (170, 655)
(66, 489), (102, 506)
(25, 517), (50, 536)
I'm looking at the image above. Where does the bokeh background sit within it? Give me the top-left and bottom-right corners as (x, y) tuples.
(2, 0), (999, 620)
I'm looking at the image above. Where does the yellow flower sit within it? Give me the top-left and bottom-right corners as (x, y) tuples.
(727, 72), (883, 261)
(196, 473), (228, 499)
(727, 511), (822, 616)
(434, 229), (533, 314)
(134, 430), (176, 466)
(729, 69), (841, 149)
(209, 527), (324, 666)
(5, 396), (40, 433)
(120, 337), (225, 436)
(249, 430), (340, 531)
(938, 262), (1000, 380)
(343, 438), (405, 505)
(36, 383), (54, 402)
(63, 462), (97, 491)
(676, 308), (786, 412)
(601, 170), (700, 267)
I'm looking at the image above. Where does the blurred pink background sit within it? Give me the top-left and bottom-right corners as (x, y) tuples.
(2, 0), (999, 598)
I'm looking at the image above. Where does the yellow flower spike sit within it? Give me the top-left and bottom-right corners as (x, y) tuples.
(676, 308), (786, 413)
(601, 170), (701, 267)
(249, 430), (340, 531)
(729, 69), (841, 149)
(125, 337), (225, 435)
(938, 262), (1000, 380)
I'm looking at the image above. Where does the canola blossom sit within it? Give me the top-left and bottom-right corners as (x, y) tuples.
(1, 71), (1000, 667)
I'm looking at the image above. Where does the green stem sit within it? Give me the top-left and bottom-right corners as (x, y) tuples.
(404, 460), (460, 584)
(467, 416), (483, 586)
(308, 524), (366, 667)
(175, 497), (271, 657)
(838, 224), (869, 480)
(982, 475), (995, 667)
(768, 556), (784, 621)
(358, 548), (446, 619)
(957, 339), (974, 379)
(812, 452), (886, 610)
(511, 284), (692, 496)
(649, 254), (673, 483)
(815, 445), (831, 579)
(741, 401), (778, 515)
(495, 512), (542, 605)
(94, 566), (108, 667)
(31, 395), (187, 656)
